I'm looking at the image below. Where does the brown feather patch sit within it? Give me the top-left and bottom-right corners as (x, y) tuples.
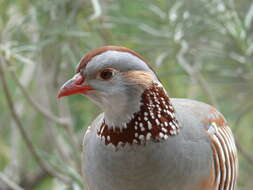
(123, 71), (154, 89)
(203, 107), (227, 127)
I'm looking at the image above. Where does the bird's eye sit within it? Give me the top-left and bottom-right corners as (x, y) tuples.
(100, 69), (114, 80)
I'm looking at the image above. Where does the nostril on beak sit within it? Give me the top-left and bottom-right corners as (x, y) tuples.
(74, 73), (84, 85)
(57, 73), (92, 98)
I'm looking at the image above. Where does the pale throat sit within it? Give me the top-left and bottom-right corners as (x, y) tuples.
(103, 88), (143, 129)
(97, 83), (181, 147)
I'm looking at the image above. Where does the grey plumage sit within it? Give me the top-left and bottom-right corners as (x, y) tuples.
(58, 46), (238, 190)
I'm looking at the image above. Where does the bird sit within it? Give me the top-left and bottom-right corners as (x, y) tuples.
(58, 46), (238, 190)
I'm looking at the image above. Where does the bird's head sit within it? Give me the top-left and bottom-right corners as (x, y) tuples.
(58, 46), (161, 126)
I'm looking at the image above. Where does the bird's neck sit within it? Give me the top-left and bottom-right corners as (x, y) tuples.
(97, 83), (180, 147)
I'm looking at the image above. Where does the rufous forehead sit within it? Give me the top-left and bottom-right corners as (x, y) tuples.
(75, 46), (147, 73)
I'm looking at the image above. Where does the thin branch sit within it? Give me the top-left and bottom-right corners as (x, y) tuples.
(57, 101), (82, 174)
(233, 104), (253, 133)
(8, 59), (81, 175)
(0, 172), (24, 190)
(0, 56), (71, 185)
(139, 23), (168, 37)
(20, 169), (48, 189)
(7, 63), (70, 127)
(232, 105), (253, 165)
(149, 4), (166, 19)
(176, 40), (218, 106)
(155, 52), (169, 66)
(194, 73), (218, 107)
(89, 0), (102, 21)
(235, 137), (253, 165)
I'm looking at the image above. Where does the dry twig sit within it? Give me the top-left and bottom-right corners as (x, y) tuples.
(6, 58), (82, 176)
(176, 40), (218, 107)
(235, 137), (253, 165)
(0, 172), (24, 190)
(89, 0), (102, 20)
(8, 68), (70, 127)
(0, 56), (71, 185)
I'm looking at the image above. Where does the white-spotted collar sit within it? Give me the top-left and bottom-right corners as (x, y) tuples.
(97, 83), (180, 147)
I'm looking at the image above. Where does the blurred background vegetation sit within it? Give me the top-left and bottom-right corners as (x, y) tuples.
(0, 0), (253, 189)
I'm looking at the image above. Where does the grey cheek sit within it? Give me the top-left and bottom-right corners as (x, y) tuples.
(88, 80), (103, 89)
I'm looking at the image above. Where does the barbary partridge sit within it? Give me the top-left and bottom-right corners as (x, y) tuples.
(58, 46), (238, 190)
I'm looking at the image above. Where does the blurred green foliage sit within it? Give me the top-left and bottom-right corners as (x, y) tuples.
(0, 0), (253, 189)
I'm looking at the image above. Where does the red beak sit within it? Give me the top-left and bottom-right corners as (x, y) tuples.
(57, 73), (93, 98)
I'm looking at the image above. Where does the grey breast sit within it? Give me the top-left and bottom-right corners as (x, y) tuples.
(83, 99), (214, 190)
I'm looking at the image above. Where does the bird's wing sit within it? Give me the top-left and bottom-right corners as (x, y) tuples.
(205, 108), (238, 190)
(171, 98), (238, 190)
